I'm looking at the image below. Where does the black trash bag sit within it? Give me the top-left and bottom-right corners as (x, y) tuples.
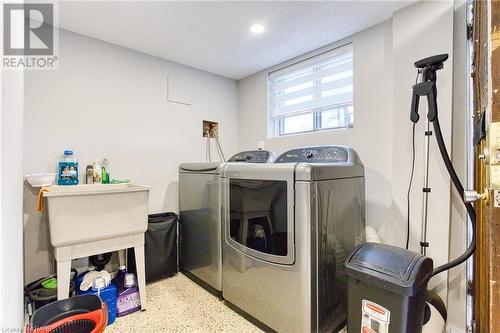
(128, 212), (178, 283)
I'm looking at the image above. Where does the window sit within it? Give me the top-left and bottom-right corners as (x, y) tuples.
(268, 44), (353, 137)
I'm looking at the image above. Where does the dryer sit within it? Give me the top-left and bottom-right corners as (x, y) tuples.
(178, 150), (276, 296)
(220, 146), (365, 332)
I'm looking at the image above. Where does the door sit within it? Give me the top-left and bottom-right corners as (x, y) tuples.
(471, 1), (500, 331)
(221, 163), (296, 265)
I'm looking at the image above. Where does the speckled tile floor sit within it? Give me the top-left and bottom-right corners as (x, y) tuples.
(105, 273), (263, 333)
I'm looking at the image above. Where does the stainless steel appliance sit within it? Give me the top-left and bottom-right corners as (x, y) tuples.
(178, 150), (276, 296)
(221, 146), (365, 332)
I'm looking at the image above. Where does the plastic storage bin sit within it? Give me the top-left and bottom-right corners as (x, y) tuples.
(345, 243), (433, 333)
(128, 212), (178, 282)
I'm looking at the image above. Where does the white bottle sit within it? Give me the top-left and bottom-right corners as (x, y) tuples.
(93, 161), (102, 183)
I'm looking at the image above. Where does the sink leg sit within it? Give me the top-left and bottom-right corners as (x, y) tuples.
(134, 245), (147, 310)
(56, 259), (71, 301)
(118, 249), (126, 268)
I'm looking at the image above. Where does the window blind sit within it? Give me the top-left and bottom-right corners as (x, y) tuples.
(268, 44), (353, 120)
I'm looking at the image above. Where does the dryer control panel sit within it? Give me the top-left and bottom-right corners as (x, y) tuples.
(228, 150), (276, 163)
(275, 146), (348, 163)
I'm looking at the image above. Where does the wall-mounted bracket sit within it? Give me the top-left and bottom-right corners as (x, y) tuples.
(464, 189), (490, 205)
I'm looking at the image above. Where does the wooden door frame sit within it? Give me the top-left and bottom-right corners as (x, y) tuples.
(472, 1), (500, 332)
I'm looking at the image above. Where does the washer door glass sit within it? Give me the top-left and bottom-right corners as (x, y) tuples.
(229, 179), (289, 258)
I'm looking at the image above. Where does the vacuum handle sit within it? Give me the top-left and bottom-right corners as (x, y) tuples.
(410, 91), (420, 123)
(411, 81), (436, 123)
(427, 86), (438, 121)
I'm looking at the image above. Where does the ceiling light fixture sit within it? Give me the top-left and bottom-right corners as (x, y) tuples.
(250, 23), (265, 35)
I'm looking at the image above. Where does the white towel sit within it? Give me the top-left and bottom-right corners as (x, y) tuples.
(80, 270), (111, 292)
(365, 226), (382, 243)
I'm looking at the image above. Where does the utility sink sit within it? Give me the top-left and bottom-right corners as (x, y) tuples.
(44, 183), (150, 305)
(44, 183), (150, 247)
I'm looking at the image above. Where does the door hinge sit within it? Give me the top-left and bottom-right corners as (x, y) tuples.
(467, 23), (473, 40)
(467, 278), (473, 296)
(468, 319), (477, 333)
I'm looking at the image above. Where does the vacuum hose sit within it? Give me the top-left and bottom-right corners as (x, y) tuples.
(430, 117), (476, 277)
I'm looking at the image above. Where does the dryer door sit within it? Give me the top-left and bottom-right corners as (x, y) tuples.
(222, 164), (295, 265)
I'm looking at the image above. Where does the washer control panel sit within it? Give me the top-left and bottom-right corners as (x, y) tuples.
(228, 150), (275, 163)
(276, 146), (349, 163)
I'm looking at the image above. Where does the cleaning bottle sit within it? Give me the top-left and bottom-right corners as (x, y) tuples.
(57, 150), (78, 185)
(93, 161), (102, 183)
(111, 265), (127, 292)
(80, 275), (117, 325)
(101, 158), (110, 184)
(116, 273), (141, 317)
(86, 165), (94, 184)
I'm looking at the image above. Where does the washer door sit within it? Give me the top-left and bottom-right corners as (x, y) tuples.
(222, 164), (295, 265)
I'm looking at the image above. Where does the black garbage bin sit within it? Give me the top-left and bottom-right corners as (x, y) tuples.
(345, 242), (433, 333)
(128, 212), (178, 282)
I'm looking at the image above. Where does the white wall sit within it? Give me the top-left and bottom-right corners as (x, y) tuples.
(23, 28), (239, 282)
(446, 0), (469, 331)
(0, 4), (24, 330)
(0, 65), (25, 333)
(0, 3), (25, 328)
(388, 1), (455, 329)
(389, 0), (454, 274)
(239, 19), (395, 232)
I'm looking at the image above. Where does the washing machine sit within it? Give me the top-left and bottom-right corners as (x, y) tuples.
(220, 145), (365, 332)
(178, 150), (276, 296)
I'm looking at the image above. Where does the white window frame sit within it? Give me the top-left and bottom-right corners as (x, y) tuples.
(267, 43), (354, 137)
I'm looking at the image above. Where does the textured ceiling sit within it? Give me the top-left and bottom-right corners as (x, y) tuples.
(56, 1), (417, 80)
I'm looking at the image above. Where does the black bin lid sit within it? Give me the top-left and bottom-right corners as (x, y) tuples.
(345, 243), (433, 296)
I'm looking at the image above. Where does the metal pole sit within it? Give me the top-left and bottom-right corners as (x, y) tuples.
(420, 120), (432, 255)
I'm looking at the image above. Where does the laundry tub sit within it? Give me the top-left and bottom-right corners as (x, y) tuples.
(45, 184), (149, 247)
(43, 184), (150, 309)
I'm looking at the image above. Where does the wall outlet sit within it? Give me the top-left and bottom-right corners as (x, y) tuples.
(203, 120), (219, 138)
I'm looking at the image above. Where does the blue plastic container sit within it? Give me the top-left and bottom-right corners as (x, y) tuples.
(58, 150), (78, 185)
(79, 282), (117, 325)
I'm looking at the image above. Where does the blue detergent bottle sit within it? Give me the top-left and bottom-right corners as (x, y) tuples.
(80, 276), (117, 325)
(58, 150), (78, 185)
